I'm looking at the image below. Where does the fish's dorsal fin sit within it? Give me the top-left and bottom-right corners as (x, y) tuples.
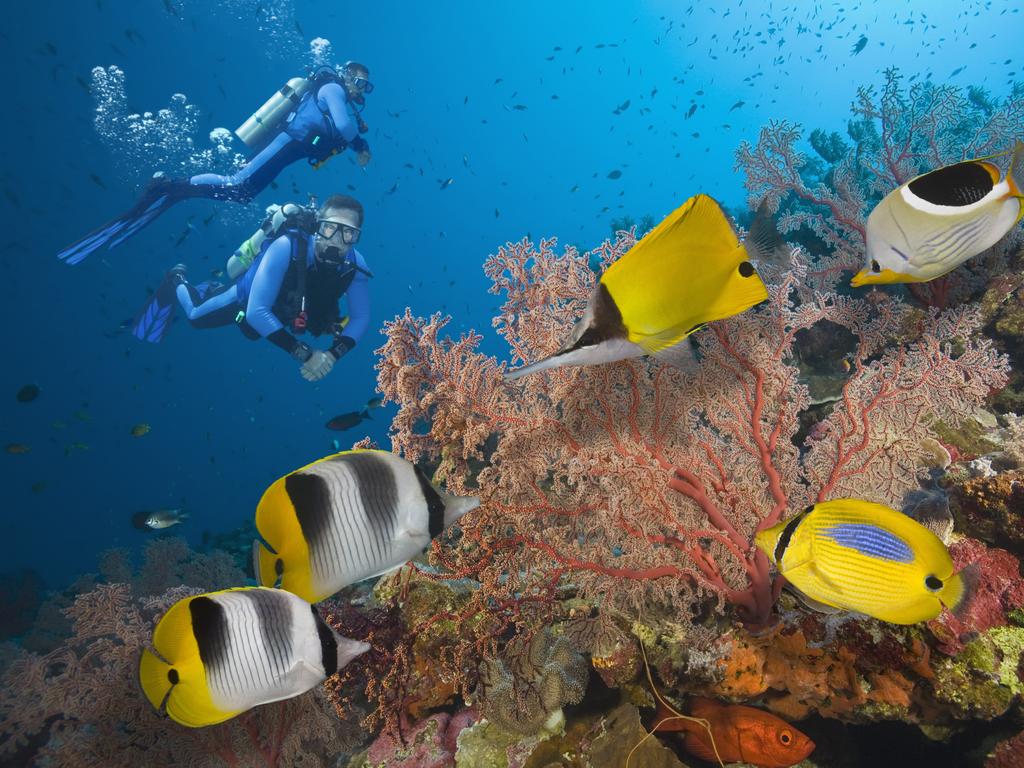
(743, 199), (786, 266)
(907, 159), (998, 208)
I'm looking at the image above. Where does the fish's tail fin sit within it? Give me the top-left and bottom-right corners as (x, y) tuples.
(362, 409), (372, 421)
(943, 563), (979, 619)
(441, 490), (480, 529)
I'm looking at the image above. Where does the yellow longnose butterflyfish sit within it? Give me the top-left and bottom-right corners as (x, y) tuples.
(505, 193), (782, 380)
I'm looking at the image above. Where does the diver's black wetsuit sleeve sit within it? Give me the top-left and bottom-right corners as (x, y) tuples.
(328, 252), (370, 359)
(267, 329), (311, 360)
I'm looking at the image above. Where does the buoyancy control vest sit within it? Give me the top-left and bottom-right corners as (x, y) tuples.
(272, 238), (362, 337)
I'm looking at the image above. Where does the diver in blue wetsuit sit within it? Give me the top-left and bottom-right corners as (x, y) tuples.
(135, 195), (371, 382)
(58, 63), (373, 266)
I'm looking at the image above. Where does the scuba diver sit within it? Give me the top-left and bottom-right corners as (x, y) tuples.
(133, 194), (371, 383)
(57, 62), (374, 266)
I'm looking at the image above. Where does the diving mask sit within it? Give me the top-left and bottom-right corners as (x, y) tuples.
(317, 219), (361, 244)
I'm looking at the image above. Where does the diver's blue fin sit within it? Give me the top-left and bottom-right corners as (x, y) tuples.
(57, 178), (195, 265)
(131, 274), (179, 344)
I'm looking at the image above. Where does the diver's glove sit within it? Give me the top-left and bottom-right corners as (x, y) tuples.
(301, 350), (336, 382)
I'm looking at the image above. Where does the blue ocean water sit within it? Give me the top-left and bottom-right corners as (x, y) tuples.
(1, 0), (1018, 590)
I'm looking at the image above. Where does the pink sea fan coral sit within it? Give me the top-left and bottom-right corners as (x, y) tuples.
(376, 234), (1008, 641)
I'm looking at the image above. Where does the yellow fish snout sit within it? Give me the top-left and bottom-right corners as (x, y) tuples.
(850, 268), (872, 288)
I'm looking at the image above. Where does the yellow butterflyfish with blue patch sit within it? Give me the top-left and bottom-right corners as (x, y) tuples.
(852, 142), (1024, 286)
(754, 499), (972, 625)
(504, 194), (781, 380)
(138, 587), (369, 727)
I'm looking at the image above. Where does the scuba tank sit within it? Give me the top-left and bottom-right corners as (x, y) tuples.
(235, 77), (313, 152)
(226, 202), (317, 280)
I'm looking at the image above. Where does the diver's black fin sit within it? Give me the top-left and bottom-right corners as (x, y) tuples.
(57, 177), (196, 265)
(132, 274), (179, 344)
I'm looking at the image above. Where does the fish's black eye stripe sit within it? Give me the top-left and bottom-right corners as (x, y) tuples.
(190, 596), (229, 671)
(775, 509), (809, 562)
(564, 283), (627, 355)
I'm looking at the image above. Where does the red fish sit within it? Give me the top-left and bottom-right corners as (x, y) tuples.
(653, 697), (814, 768)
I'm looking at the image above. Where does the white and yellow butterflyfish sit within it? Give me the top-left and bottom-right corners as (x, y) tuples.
(852, 142), (1024, 286)
(253, 449), (480, 604)
(504, 193), (780, 380)
(138, 587), (369, 727)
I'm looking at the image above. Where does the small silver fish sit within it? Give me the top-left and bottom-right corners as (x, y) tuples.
(132, 508), (188, 531)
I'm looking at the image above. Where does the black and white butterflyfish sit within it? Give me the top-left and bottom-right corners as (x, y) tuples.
(252, 449), (480, 603)
(138, 587), (369, 727)
(504, 193), (781, 380)
(853, 141), (1024, 286)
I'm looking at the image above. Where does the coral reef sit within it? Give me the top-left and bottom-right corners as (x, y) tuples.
(932, 624), (1024, 719)
(694, 608), (934, 723)
(467, 626), (588, 735)
(374, 229), (1008, 696)
(930, 538), (1024, 652)
(987, 729), (1024, 768)
(950, 470), (1024, 555)
(349, 708), (477, 768)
